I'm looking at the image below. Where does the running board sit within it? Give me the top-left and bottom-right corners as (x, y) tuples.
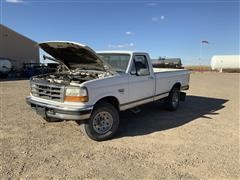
(130, 107), (141, 114)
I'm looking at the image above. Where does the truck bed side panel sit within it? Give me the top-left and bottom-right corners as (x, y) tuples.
(154, 68), (190, 96)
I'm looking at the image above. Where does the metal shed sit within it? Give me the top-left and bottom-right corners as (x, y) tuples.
(0, 24), (39, 71)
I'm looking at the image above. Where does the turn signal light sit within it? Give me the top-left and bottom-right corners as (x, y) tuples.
(64, 96), (88, 102)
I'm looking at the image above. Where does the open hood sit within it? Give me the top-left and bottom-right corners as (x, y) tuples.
(39, 41), (111, 72)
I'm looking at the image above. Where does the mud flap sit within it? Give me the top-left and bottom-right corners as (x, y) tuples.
(180, 92), (186, 101)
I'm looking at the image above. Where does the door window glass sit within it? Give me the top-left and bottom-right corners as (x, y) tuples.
(132, 55), (150, 76)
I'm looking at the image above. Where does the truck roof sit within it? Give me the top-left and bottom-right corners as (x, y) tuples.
(96, 51), (147, 55)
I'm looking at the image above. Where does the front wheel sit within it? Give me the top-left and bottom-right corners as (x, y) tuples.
(81, 102), (119, 141)
(164, 87), (180, 111)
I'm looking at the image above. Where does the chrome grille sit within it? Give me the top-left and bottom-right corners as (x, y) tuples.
(31, 82), (64, 102)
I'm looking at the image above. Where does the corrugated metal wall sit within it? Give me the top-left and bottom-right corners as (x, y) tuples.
(0, 24), (39, 70)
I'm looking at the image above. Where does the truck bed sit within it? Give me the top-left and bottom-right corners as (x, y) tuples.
(153, 68), (190, 95)
(153, 68), (187, 73)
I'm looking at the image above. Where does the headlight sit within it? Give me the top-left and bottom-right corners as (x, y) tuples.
(31, 83), (37, 88)
(30, 83), (37, 96)
(65, 86), (88, 102)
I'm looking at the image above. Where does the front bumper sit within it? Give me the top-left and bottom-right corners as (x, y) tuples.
(26, 96), (93, 120)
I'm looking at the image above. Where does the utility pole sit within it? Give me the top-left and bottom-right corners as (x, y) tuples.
(199, 40), (209, 71)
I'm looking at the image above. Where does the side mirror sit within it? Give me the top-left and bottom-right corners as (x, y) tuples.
(136, 69), (149, 76)
(130, 62), (137, 75)
(130, 68), (137, 75)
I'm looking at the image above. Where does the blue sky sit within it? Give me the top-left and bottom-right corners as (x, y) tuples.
(0, 0), (239, 65)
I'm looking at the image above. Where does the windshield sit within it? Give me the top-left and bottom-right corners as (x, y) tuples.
(97, 53), (130, 72)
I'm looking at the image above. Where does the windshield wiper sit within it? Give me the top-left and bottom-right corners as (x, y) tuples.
(111, 68), (125, 73)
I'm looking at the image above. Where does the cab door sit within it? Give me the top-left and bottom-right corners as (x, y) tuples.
(128, 55), (155, 104)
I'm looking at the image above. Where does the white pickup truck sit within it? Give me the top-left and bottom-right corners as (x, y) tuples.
(26, 41), (190, 141)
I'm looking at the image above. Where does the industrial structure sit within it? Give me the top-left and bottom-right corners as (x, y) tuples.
(0, 24), (39, 71)
(211, 55), (240, 72)
(152, 57), (182, 69)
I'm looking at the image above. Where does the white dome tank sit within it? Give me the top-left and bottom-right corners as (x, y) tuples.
(211, 55), (240, 71)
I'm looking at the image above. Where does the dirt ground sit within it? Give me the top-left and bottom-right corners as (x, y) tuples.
(0, 72), (239, 179)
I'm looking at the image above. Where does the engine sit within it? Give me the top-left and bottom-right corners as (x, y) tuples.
(32, 70), (108, 85)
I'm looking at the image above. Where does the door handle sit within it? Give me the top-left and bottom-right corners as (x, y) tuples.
(148, 76), (154, 80)
(118, 88), (125, 93)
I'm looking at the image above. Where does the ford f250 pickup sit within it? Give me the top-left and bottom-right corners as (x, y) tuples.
(26, 41), (190, 141)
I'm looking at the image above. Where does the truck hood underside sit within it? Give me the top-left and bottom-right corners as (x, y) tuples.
(39, 41), (111, 71)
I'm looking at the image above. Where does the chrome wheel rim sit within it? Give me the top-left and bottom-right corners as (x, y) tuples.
(172, 91), (179, 107)
(92, 111), (113, 134)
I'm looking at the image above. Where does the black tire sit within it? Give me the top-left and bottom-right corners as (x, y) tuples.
(81, 102), (119, 141)
(164, 87), (180, 111)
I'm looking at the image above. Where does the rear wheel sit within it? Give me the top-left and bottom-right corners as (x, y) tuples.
(81, 102), (119, 141)
(164, 87), (180, 111)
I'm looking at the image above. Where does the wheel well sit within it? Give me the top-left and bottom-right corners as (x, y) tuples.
(172, 82), (181, 90)
(95, 96), (120, 111)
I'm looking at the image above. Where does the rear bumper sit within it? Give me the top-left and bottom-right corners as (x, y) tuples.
(26, 96), (92, 120)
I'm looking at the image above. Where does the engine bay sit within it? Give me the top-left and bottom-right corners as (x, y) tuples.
(32, 70), (109, 85)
